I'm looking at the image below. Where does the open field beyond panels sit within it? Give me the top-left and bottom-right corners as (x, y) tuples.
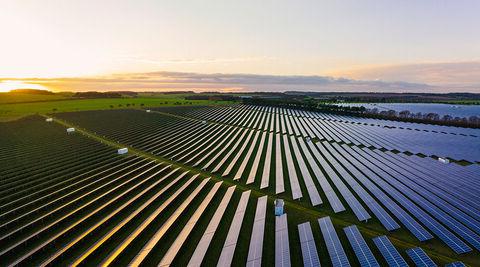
(0, 95), (232, 122)
(0, 104), (479, 266)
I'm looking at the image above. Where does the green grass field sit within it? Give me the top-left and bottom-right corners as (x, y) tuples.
(0, 95), (233, 122)
(0, 92), (70, 104)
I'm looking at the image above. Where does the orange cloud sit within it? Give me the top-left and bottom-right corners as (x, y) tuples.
(3, 69), (477, 93)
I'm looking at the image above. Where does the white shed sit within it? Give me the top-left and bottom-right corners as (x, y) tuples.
(438, 157), (450, 164)
(66, 128), (75, 133)
(146, 109), (151, 113)
(45, 118), (53, 122)
(118, 148), (128, 155)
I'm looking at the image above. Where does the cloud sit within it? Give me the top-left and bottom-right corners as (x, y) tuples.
(330, 61), (480, 91)
(117, 56), (275, 66)
(3, 69), (476, 93)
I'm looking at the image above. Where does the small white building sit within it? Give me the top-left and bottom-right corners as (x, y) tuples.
(146, 110), (151, 113)
(66, 127), (75, 133)
(117, 148), (128, 155)
(438, 157), (450, 164)
(202, 120), (207, 124)
(45, 118), (53, 122)
(274, 199), (284, 216)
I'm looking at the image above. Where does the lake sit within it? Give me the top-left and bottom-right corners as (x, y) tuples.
(337, 103), (480, 118)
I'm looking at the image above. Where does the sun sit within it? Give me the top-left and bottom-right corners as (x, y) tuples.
(0, 80), (48, 92)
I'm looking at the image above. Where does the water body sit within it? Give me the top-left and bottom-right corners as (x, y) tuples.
(338, 103), (480, 118)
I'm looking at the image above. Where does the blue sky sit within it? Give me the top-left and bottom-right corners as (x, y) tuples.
(1, 0), (479, 92)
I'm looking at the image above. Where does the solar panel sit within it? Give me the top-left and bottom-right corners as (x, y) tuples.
(246, 131), (267, 184)
(282, 135), (302, 200)
(290, 136), (322, 206)
(405, 247), (437, 267)
(343, 225), (379, 267)
(275, 133), (285, 194)
(372, 236), (407, 267)
(318, 216), (350, 267)
(275, 214), (291, 267)
(445, 262), (466, 267)
(217, 190), (251, 267)
(260, 132), (273, 189)
(298, 222), (321, 267)
(246, 196), (268, 267)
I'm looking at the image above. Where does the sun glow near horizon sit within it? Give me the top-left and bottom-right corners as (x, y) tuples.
(0, 80), (48, 93)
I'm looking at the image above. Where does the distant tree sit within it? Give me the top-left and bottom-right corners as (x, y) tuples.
(469, 116), (479, 124)
(52, 108), (57, 112)
(109, 105), (114, 108)
(399, 110), (410, 118)
(386, 110), (397, 117)
(118, 104), (122, 107)
(140, 103), (144, 106)
(126, 103), (130, 107)
(442, 115), (452, 121)
(425, 113), (439, 120)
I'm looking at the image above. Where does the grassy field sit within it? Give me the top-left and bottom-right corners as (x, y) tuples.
(0, 92), (70, 104)
(0, 95), (232, 122)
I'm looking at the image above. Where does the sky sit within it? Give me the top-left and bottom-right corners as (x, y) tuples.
(0, 0), (479, 92)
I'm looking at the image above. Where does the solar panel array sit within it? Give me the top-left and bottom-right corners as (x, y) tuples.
(1, 113), (478, 265)
(53, 105), (480, 255)
(0, 117), (271, 266)
(152, 104), (480, 162)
